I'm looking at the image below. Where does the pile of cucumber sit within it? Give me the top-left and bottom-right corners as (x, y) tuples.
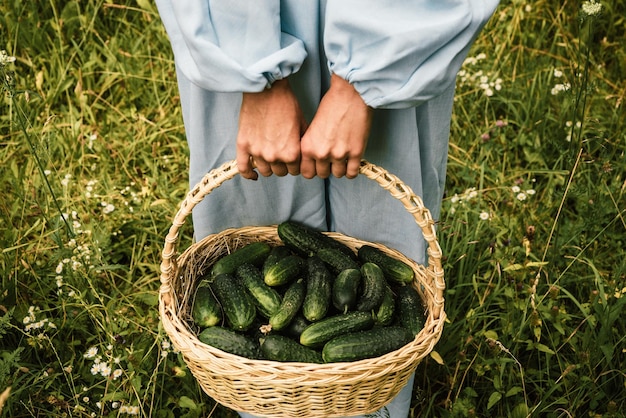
(192, 221), (426, 364)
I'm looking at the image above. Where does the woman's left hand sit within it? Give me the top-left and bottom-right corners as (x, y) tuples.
(300, 74), (373, 179)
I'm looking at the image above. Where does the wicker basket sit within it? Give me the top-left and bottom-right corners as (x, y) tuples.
(159, 159), (446, 418)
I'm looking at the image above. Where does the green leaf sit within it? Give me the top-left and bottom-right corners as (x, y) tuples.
(178, 396), (197, 409)
(503, 264), (524, 272)
(505, 386), (524, 397)
(487, 391), (502, 409)
(600, 344), (614, 363)
(483, 330), (499, 340)
(534, 343), (556, 355)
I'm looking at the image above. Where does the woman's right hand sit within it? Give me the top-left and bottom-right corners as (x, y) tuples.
(236, 78), (307, 180)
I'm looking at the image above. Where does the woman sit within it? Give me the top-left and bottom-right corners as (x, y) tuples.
(155, 1), (498, 416)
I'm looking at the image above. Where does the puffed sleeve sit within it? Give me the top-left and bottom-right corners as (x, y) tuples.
(155, 0), (307, 92)
(324, 0), (499, 109)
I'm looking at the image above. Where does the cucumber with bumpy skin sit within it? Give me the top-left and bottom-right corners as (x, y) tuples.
(262, 245), (293, 277)
(357, 245), (414, 285)
(395, 285), (426, 337)
(283, 313), (311, 340)
(260, 334), (323, 363)
(198, 326), (261, 359)
(268, 279), (306, 331)
(277, 221), (355, 259)
(299, 311), (374, 347)
(332, 268), (361, 313)
(321, 326), (414, 363)
(317, 247), (359, 274)
(374, 285), (396, 327)
(210, 241), (271, 279)
(192, 280), (222, 328)
(236, 263), (282, 318)
(211, 273), (256, 331)
(356, 262), (386, 312)
(302, 256), (333, 322)
(264, 255), (305, 287)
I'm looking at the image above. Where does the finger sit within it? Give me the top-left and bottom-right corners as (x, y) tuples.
(300, 157), (316, 179)
(270, 162), (289, 177)
(254, 157), (273, 177)
(237, 152), (258, 180)
(286, 161), (301, 176)
(345, 157), (361, 179)
(331, 160), (348, 178)
(315, 160), (331, 179)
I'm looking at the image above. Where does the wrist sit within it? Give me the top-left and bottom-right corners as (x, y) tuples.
(329, 74), (372, 111)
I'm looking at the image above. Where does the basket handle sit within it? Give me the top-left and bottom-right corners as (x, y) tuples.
(160, 159), (445, 319)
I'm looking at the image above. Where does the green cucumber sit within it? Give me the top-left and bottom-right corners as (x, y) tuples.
(211, 273), (256, 331)
(322, 326), (414, 363)
(277, 220), (355, 258)
(264, 255), (305, 287)
(262, 245), (293, 276)
(356, 262), (386, 312)
(317, 247), (359, 274)
(395, 285), (426, 337)
(210, 241), (271, 279)
(268, 279), (306, 331)
(191, 280), (223, 328)
(283, 313), (311, 340)
(260, 334), (323, 363)
(332, 268), (361, 313)
(374, 286), (396, 327)
(198, 326), (261, 359)
(236, 263), (282, 318)
(357, 245), (414, 285)
(299, 311), (375, 347)
(302, 256), (333, 322)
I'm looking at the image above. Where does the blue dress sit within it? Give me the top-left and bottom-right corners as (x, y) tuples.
(156, 1), (498, 416)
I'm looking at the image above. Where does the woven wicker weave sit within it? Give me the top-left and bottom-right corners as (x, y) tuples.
(159, 159), (446, 418)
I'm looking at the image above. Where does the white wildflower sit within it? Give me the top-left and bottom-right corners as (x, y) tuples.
(551, 82), (571, 95)
(0, 50), (16, 66)
(479, 211), (490, 221)
(103, 203), (115, 214)
(511, 186), (521, 193)
(87, 133), (97, 150)
(90, 363), (100, 376)
(516, 192), (528, 201)
(466, 188), (478, 199)
(61, 174), (72, 187)
(119, 405), (140, 415)
(112, 369), (123, 380)
(84, 346), (98, 359)
(582, 0), (602, 16)
(99, 363), (112, 377)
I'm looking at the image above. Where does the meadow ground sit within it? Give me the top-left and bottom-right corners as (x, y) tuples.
(1, 1), (625, 417)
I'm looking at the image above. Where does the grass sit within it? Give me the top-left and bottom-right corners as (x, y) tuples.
(1, 0), (624, 417)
